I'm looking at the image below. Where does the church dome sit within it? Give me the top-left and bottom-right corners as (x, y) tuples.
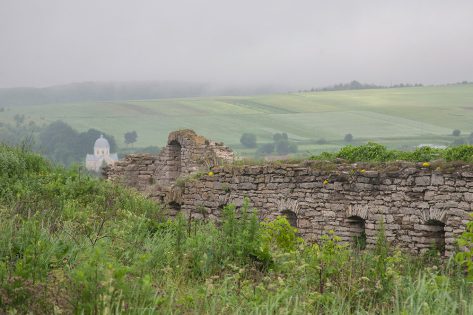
(94, 135), (110, 149)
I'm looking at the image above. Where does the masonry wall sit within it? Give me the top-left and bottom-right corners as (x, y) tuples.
(104, 129), (234, 191)
(179, 162), (473, 256)
(104, 130), (473, 256)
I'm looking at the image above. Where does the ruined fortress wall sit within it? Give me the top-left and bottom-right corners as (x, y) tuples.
(104, 130), (473, 256)
(179, 163), (473, 256)
(104, 129), (234, 190)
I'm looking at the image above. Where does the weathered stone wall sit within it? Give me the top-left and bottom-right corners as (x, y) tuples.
(105, 130), (473, 256)
(178, 162), (473, 256)
(104, 129), (234, 192)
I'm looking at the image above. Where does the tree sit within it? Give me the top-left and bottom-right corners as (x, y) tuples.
(273, 133), (288, 143)
(256, 143), (274, 155)
(275, 140), (297, 155)
(469, 132), (473, 145)
(344, 134), (353, 142)
(39, 120), (79, 165)
(240, 133), (257, 148)
(124, 131), (138, 146)
(38, 121), (117, 166)
(452, 129), (461, 137)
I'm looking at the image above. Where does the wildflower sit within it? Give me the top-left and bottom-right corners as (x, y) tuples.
(323, 179), (329, 185)
(208, 171), (214, 176)
(422, 162), (430, 167)
(360, 169), (366, 173)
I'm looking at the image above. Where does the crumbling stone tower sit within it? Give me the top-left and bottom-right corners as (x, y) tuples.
(103, 129), (234, 204)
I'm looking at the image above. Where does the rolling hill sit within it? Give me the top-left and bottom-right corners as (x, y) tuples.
(1, 84), (472, 157)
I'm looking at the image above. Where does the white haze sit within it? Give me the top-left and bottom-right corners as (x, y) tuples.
(1, 0), (472, 90)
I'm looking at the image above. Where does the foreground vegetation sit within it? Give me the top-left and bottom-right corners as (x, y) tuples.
(1, 145), (473, 314)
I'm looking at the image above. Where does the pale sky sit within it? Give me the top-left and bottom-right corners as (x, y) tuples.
(1, 0), (472, 89)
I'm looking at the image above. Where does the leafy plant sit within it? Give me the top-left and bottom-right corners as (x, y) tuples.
(455, 214), (473, 280)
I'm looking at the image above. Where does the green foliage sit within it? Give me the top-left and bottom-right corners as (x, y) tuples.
(261, 216), (302, 252)
(303, 231), (349, 294)
(311, 142), (473, 163)
(239, 133), (257, 148)
(444, 145), (473, 162)
(455, 214), (473, 280)
(336, 142), (396, 162)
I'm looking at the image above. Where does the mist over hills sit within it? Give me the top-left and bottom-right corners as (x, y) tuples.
(0, 81), (207, 106)
(0, 81), (288, 107)
(3, 79), (470, 108)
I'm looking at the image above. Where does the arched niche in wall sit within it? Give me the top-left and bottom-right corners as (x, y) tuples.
(167, 140), (182, 181)
(346, 215), (367, 249)
(281, 210), (298, 228)
(424, 219), (446, 255)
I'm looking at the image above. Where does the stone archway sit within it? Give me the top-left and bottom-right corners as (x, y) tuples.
(281, 210), (298, 228)
(419, 219), (446, 255)
(346, 215), (367, 249)
(419, 209), (447, 255)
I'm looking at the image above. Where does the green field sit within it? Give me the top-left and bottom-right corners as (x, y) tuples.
(1, 84), (472, 156)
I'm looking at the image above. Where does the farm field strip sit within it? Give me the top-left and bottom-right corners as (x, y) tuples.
(1, 84), (472, 154)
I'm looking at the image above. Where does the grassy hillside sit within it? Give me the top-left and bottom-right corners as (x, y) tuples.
(1, 84), (472, 156)
(1, 144), (473, 313)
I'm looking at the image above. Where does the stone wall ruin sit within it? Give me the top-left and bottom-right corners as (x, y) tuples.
(105, 130), (473, 256)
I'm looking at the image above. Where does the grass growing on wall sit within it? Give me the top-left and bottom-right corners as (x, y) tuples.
(310, 142), (473, 163)
(1, 144), (473, 314)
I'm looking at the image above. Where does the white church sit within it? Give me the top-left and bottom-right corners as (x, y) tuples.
(85, 135), (118, 172)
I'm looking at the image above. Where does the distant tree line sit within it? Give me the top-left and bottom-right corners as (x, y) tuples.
(0, 115), (158, 166)
(296, 80), (426, 93)
(240, 132), (298, 156)
(0, 81), (209, 107)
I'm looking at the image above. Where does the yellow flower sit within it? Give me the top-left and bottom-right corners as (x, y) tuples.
(323, 179), (329, 185)
(208, 171), (214, 177)
(360, 169), (366, 173)
(422, 162), (430, 167)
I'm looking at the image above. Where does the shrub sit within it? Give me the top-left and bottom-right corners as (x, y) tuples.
(344, 133), (353, 142)
(444, 145), (473, 162)
(456, 214), (473, 280)
(336, 142), (395, 162)
(452, 129), (461, 137)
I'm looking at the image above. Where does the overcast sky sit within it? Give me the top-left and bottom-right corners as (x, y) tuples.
(1, 0), (472, 89)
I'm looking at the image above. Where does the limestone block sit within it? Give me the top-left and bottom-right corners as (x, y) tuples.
(415, 176), (431, 186)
